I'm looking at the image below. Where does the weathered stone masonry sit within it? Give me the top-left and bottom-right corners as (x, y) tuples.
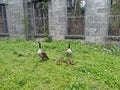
(48, 0), (111, 43)
(85, 0), (111, 43)
(0, 0), (112, 44)
(49, 0), (67, 40)
(6, 0), (25, 39)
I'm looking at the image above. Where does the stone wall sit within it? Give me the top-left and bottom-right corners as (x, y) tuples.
(1, 0), (113, 43)
(6, 0), (25, 39)
(48, 0), (67, 40)
(85, 0), (111, 44)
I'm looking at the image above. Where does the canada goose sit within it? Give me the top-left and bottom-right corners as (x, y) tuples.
(66, 41), (72, 57)
(37, 42), (49, 61)
(66, 41), (74, 65)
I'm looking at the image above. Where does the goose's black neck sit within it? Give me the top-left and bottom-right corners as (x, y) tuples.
(39, 42), (41, 48)
(68, 42), (70, 48)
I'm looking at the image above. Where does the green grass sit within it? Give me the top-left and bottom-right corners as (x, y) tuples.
(0, 39), (120, 90)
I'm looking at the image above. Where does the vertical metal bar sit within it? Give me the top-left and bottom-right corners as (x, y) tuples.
(32, 2), (36, 34)
(66, 0), (68, 35)
(42, 5), (45, 34)
(1, 4), (8, 33)
(25, 1), (29, 39)
(43, 14), (45, 34)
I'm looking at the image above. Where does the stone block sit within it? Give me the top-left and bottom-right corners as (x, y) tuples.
(97, 8), (109, 13)
(85, 8), (96, 15)
(86, 28), (107, 36)
(85, 23), (108, 28)
(85, 0), (95, 8)
(95, 0), (108, 7)
(85, 36), (106, 44)
(85, 16), (94, 23)
(94, 15), (108, 22)
(58, 17), (67, 24)
(52, 35), (64, 40)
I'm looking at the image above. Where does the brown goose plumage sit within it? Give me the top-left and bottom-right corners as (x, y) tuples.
(37, 42), (49, 60)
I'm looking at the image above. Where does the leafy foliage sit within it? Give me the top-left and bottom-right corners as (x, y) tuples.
(45, 35), (52, 42)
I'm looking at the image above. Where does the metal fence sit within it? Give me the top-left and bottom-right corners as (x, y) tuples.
(67, 0), (85, 35)
(109, 0), (120, 36)
(23, 0), (49, 39)
(33, 1), (48, 35)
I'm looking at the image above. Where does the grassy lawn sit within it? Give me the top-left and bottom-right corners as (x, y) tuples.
(0, 39), (120, 90)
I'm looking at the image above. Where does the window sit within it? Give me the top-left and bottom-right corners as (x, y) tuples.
(24, 0), (49, 39)
(109, 0), (120, 36)
(34, 1), (49, 35)
(0, 3), (8, 34)
(67, 0), (86, 35)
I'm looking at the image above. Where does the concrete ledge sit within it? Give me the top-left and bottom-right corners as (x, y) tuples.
(65, 35), (85, 39)
(107, 36), (120, 41)
(33, 34), (48, 38)
(0, 33), (9, 37)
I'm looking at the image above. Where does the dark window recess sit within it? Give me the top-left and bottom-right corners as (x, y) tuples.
(0, 4), (8, 34)
(109, 0), (120, 36)
(33, 0), (49, 35)
(67, 0), (85, 35)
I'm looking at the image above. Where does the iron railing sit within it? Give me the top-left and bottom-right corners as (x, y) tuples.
(24, 1), (49, 37)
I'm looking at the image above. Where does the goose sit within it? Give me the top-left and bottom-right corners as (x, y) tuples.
(66, 41), (74, 65)
(37, 42), (49, 61)
(66, 41), (72, 57)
